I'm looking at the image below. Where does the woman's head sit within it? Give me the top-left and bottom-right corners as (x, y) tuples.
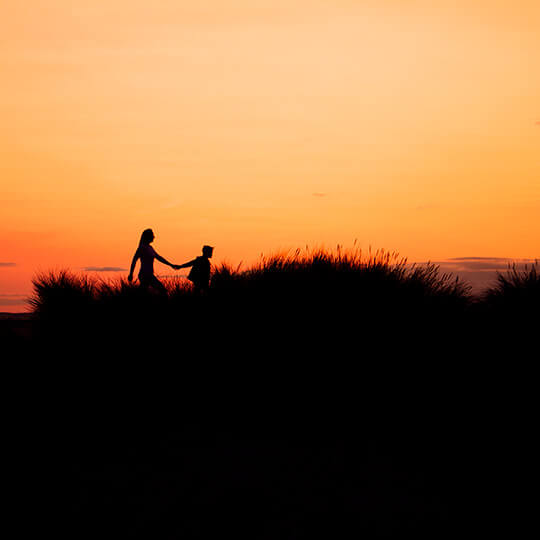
(140, 228), (155, 245)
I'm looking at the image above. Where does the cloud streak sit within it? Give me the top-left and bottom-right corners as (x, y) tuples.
(83, 266), (127, 272)
(0, 262), (16, 267)
(0, 294), (28, 306)
(415, 257), (537, 293)
(444, 257), (536, 271)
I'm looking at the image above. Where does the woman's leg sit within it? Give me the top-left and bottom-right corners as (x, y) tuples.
(138, 274), (151, 290)
(149, 275), (168, 296)
(139, 274), (167, 295)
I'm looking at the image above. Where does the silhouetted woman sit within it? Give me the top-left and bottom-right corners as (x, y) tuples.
(128, 228), (177, 294)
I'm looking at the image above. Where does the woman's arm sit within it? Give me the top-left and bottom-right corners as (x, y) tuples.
(127, 249), (140, 282)
(154, 251), (177, 268)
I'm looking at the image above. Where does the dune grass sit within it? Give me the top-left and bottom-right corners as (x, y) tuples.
(25, 246), (482, 365)
(27, 246), (538, 352)
(481, 261), (539, 306)
(29, 269), (97, 315)
(29, 247), (474, 320)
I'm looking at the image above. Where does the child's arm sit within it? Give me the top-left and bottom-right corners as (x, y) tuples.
(175, 259), (197, 270)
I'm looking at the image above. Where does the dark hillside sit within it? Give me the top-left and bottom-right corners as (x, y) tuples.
(9, 250), (538, 538)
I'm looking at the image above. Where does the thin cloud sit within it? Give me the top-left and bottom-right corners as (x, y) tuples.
(415, 204), (441, 211)
(414, 257), (537, 293)
(312, 192), (326, 197)
(0, 294), (28, 306)
(0, 262), (16, 267)
(83, 266), (127, 272)
(449, 257), (509, 261)
(445, 257), (536, 271)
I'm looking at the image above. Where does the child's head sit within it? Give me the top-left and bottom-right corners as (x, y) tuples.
(202, 245), (214, 258)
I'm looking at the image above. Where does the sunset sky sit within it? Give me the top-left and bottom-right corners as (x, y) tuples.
(1, 1), (539, 311)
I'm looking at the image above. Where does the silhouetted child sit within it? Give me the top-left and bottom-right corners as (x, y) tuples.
(175, 245), (214, 293)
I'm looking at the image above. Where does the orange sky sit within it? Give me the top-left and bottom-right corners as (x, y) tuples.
(1, 1), (539, 310)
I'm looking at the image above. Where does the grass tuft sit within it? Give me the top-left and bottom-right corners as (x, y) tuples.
(480, 260), (539, 318)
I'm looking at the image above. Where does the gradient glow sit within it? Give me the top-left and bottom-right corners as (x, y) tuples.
(1, 1), (539, 310)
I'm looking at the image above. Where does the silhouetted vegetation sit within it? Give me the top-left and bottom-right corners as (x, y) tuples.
(481, 261), (539, 313)
(30, 247), (473, 342)
(10, 248), (538, 538)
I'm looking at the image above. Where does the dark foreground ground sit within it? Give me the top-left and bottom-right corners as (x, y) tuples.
(3, 310), (536, 539)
